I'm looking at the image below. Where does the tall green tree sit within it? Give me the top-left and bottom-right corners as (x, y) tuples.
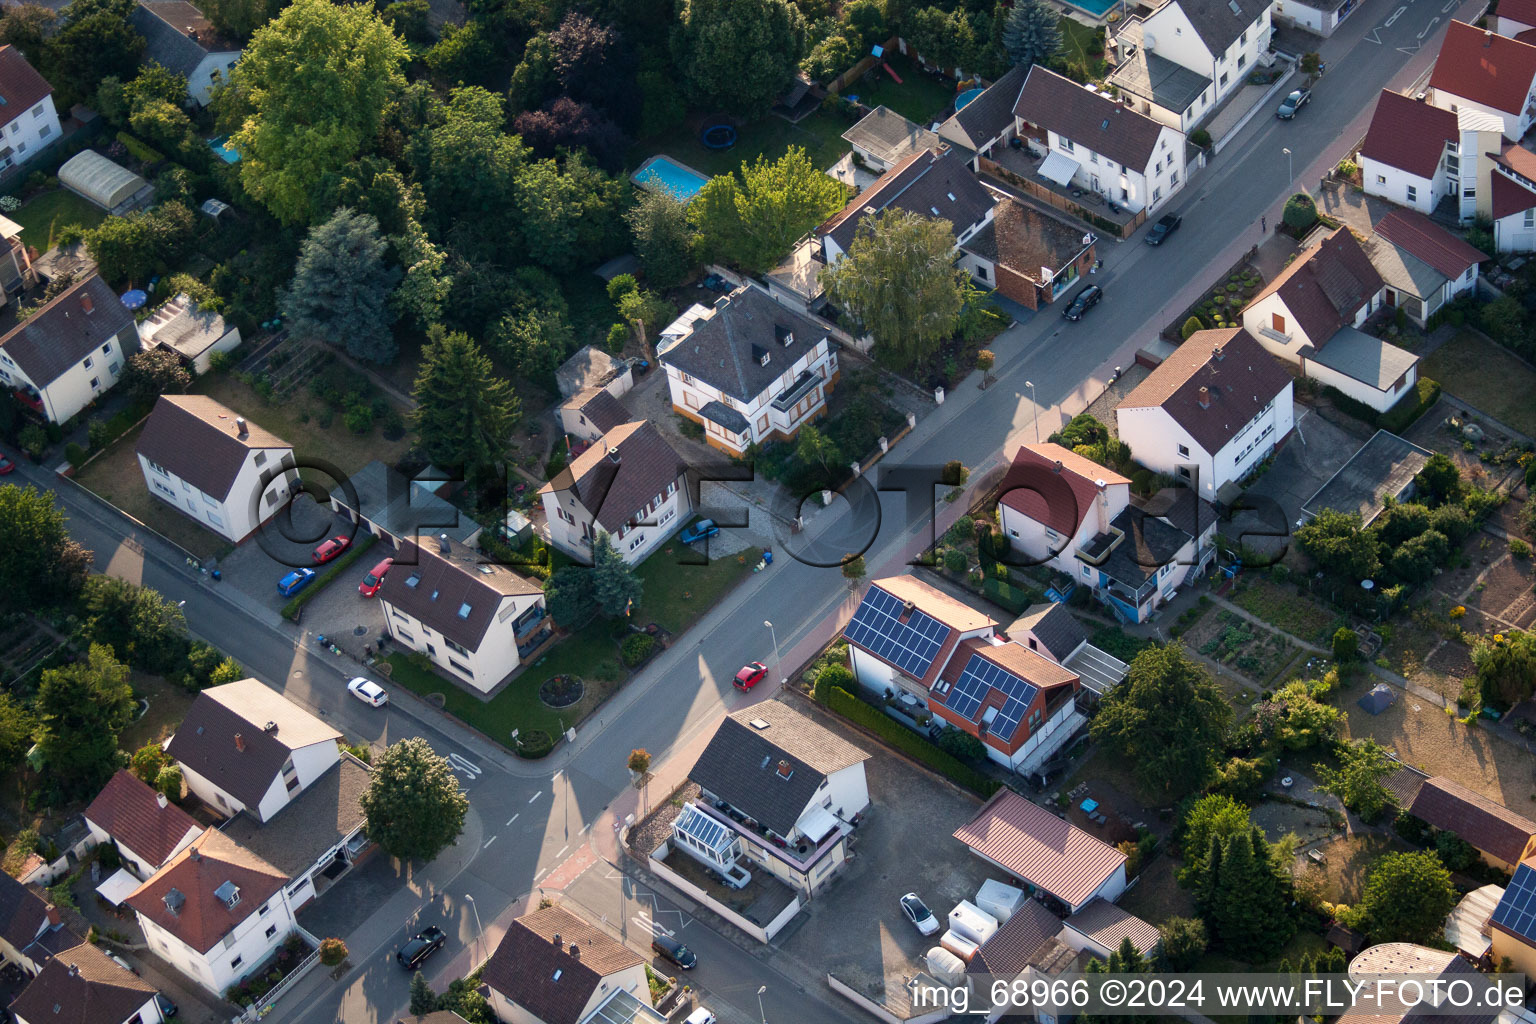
(389, 220), (452, 329)
(672, 0), (807, 114)
(1090, 644), (1232, 797)
(83, 202), (197, 284)
(33, 644), (136, 802)
(0, 4), (56, 58)
(820, 209), (966, 371)
(543, 566), (598, 627)
(591, 535), (643, 617)
(690, 146), (847, 272)
(200, 0), (279, 38)
(81, 576), (190, 673)
(283, 208), (402, 364)
(1002, 0), (1062, 69)
(1357, 851), (1456, 944)
(1177, 794), (1250, 881)
(410, 971), (437, 1015)
(1198, 826), (1293, 961)
(412, 327), (519, 474)
(121, 348), (193, 402)
(1158, 917), (1207, 971)
(1294, 508), (1381, 583)
(360, 738), (470, 862)
(1314, 738), (1398, 822)
(0, 694), (33, 775)
(627, 190), (696, 288)
(421, 87), (526, 248)
(515, 154), (628, 274)
(1082, 937), (1155, 1024)
(45, 0), (145, 109)
(230, 0), (408, 224)
(0, 485), (92, 613)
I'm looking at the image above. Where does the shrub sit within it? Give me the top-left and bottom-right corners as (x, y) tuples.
(935, 727), (986, 761)
(1190, 128), (1212, 148)
(1332, 626), (1359, 663)
(1511, 538), (1531, 559)
(941, 460), (969, 486)
(946, 515), (975, 544)
(814, 662), (854, 703)
(344, 404), (373, 434)
(1338, 158), (1359, 178)
(64, 442), (87, 468)
(606, 274), (638, 302)
(821, 686), (998, 796)
(318, 938), (348, 966)
(606, 322), (628, 354)
(620, 633), (655, 666)
(943, 548), (967, 573)
(1181, 315), (1205, 339)
(208, 350), (236, 373)
(517, 729), (554, 758)
(1283, 192), (1318, 233)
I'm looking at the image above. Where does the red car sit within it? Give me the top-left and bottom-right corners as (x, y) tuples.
(734, 662), (768, 690)
(313, 535), (351, 563)
(0, 453), (14, 474)
(358, 557), (394, 597)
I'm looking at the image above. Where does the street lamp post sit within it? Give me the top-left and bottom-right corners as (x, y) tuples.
(1283, 147), (1293, 183)
(465, 894), (485, 968)
(1025, 380), (1040, 443)
(757, 985), (768, 1024)
(764, 620), (785, 686)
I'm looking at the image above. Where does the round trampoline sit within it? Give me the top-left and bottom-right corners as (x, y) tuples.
(955, 87), (985, 111)
(701, 122), (737, 149)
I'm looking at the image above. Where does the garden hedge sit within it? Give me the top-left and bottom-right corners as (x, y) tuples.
(822, 685), (999, 797)
(280, 534), (377, 620)
(1324, 378), (1440, 433)
(982, 577), (1036, 614)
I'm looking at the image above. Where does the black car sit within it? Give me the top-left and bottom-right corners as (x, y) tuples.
(155, 994), (178, 1018)
(1277, 88), (1311, 119)
(652, 933), (697, 969)
(397, 926), (447, 969)
(1146, 214), (1182, 246)
(1061, 284), (1103, 321)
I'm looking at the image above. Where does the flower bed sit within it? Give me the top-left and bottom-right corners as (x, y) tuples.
(225, 933), (313, 1008)
(538, 674), (585, 709)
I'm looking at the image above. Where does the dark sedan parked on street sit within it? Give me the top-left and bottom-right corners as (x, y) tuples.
(397, 926), (447, 970)
(1146, 214), (1182, 245)
(1061, 284), (1103, 321)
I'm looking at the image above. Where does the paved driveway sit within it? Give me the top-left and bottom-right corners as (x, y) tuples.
(220, 495), (360, 613)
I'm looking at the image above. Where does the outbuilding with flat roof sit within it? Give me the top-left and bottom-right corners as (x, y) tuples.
(1301, 429), (1432, 527)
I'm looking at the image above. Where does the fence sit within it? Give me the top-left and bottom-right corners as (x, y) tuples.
(825, 36), (901, 95)
(826, 974), (952, 1024)
(232, 945), (321, 1024)
(647, 840), (806, 943)
(977, 157), (1146, 239)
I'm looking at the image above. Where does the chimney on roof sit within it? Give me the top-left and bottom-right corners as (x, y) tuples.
(1053, 460), (1063, 474)
(569, 943), (581, 959)
(1487, 28), (1494, 45)
(552, 933), (562, 946)
(156, 791), (168, 809)
(80, 293), (93, 314)
(1198, 386), (1211, 409)
(1212, 344), (1225, 362)
(263, 720), (277, 733)
(235, 416), (248, 438)
(67, 963), (78, 977)
(776, 759), (794, 780)
(438, 533), (450, 554)
(189, 848), (201, 862)
(607, 446), (621, 464)
(234, 732), (245, 752)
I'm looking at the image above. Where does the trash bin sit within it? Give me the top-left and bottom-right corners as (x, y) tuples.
(762, 550), (773, 565)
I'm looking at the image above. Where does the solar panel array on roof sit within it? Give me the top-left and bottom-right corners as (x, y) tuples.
(843, 586), (951, 678)
(1492, 862), (1536, 940)
(674, 804), (736, 858)
(945, 653), (1039, 741)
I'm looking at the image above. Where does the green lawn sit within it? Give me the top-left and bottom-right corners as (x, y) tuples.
(635, 108), (856, 179)
(842, 54), (957, 125)
(1058, 17), (1108, 83)
(633, 538), (761, 634)
(7, 189), (104, 251)
(1422, 329), (1536, 437)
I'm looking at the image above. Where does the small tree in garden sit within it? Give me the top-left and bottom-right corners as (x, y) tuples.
(841, 554), (866, 587)
(130, 742), (173, 785)
(1300, 51), (1322, 77)
(122, 348), (193, 402)
(1282, 192), (1318, 233)
(155, 764), (182, 802)
(975, 349), (995, 385)
(591, 535), (643, 618)
(1182, 316), (1205, 340)
(1315, 738), (1397, 821)
(627, 748), (651, 781)
(319, 937), (348, 966)
(410, 971), (437, 1014)
(1332, 626), (1359, 664)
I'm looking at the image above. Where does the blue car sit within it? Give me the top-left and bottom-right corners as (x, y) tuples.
(277, 568), (317, 596)
(678, 518), (719, 545)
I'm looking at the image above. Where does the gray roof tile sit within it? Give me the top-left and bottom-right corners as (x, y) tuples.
(659, 288), (831, 404)
(1015, 65), (1167, 172)
(0, 274), (134, 388)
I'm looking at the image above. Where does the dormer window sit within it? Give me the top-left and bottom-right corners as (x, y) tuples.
(215, 881), (240, 909)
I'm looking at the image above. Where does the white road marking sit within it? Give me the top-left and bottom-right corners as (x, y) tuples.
(579, 822), (591, 835)
(556, 845), (569, 858)
(534, 867), (549, 881)
(506, 814), (519, 826)
(448, 753), (482, 778)
(529, 791), (543, 803)
(483, 835), (497, 849)
(1384, 6), (1405, 26)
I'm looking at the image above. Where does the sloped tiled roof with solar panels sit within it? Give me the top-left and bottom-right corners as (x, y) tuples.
(674, 803), (736, 859)
(843, 586), (953, 680)
(945, 652), (1039, 741)
(1491, 860), (1536, 942)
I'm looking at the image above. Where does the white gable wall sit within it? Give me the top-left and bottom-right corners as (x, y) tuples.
(1360, 157), (1443, 214)
(252, 738), (339, 823)
(137, 889), (297, 995)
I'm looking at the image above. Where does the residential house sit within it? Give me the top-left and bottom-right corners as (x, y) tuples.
(657, 287), (839, 454)
(1429, 22), (1536, 142)
(1339, 943), (1515, 1024)
(1358, 91), (1462, 215)
(0, 874), (70, 976)
(842, 105), (940, 172)
(1241, 228), (1420, 412)
(958, 198), (1097, 311)
(0, 46), (61, 176)
(1271, 0), (1361, 37)
(1014, 65), (1187, 214)
(0, 215), (35, 311)
(328, 460), (482, 550)
(1060, 899), (1163, 959)
(137, 293), (241, 373)
(1086, 487), (1217, 622)
(1114, 327), (1295, 498)
(129, 1), (241, 105)
(1483, 143), (1536, 251)
(1408, 776), (1536, 872)
(686, 699), (871, 896)
(815, 148), (996, 265)
(997, 442), (1132, 577)
(1490, 856), (1536, 978)
(9, 941), (165, 1024)
(539, 421), (692, 565)
(1005, 602), (1129, 697)
(1362, 209), (1487, 325)
(166, 678), (343, 825)
(125, 829), (295, 995)
(556, 387), (629, 444)
(1493, 0), (1536, 38)
(379, 536), (549, 695)
(965, 900), (1079, 1018)
(0, 273), (138, 424)
(220, 750), (372, 911)
(1301, 429), (1432, 527)
(953, 789), (1128, 913)
(136, 396), (298, 543)
(555, 344), (633, 401)
(84, 770), (204, 881)
(1110, 0), (1276, 129)
(481, 905), (663, 1024)
(936, 64), (1029, 167)
(843, 575), (997, 698)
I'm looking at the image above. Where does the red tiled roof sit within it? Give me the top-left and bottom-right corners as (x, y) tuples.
(84, 771), (203, 871)
(1064, 898), (1162, 955)
(1429, 21), (1536, 116)
(1245, 228), (1384, 346)
(1491, 170), (1536, 218)
(1497, 141), (1536, 180)
(1409, 776), (1536, 865)
(953, 789), (1126, 910)
(998, 443), (1129, 537)
(1374, 208), (1489, 278)
(124, 830), (287, 955)
(1518, 26), (1536, 44)
(0, 46), (52, 125)
(1358, 91), (1459, 179)
(1117, 328), (1293, 455)
(1505, 0), (1536, 28)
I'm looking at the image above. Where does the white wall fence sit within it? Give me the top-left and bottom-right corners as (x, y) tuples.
(647, 840), (805, 943)
(826, 974), (953, 1024)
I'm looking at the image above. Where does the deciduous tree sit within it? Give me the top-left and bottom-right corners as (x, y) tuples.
(1358, 851), (1456, 944)
(673, 0), (807, 114)
(1090, 645), (1232, 797)
(1002, 0), (1062, 69)
(549, 11), (637, 127)
(283, 208), (401, 364)
(422, 87), (526, 250)
(1294, 508), (1381, 583)
(122, 349), (193, 402)
(1158, 917), (1207, 971)
(626, 191), (696, 289)
(130, 742), (173, 785)
(45, 0), (145, 109)
(1177, 794), (1250, 881)
(83, 202), (196, 284)
(691, 146), (847, 272)
(821, 209), (966, 371)
(0, 694), (33, 775)
(514, 154), (628, 274)
(360, 738), (470, 862)
(411, 326), (519, 474)
(0, 485), (92, 612)
(512, 96), (628, 172)
(33, 643), (135, 802)
(1315, 738), (1398, 822)
(81, 575), (190, 674)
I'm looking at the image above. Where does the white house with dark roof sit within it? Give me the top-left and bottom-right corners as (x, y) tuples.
(137, 292), (240, 374)
(954, 789), (1127, 913)
(686, 699), (871, 896)
(0, 273), (137, 424)
(129, 0), (241, 105)
(958, 198), (1097, 311)
(1109, 0), (1275, 125)
(0, 874), (68, 977)
(379, 536), (548, 694)
(815, 148), (996, 264)
(657, 287), (839, 455)
(84, 770), (204, 881)
(0, 45), (61, 176)
(9, 940), (165, 1024)
(538, 421), (692, 565)
(1480, 143), (1536, 251)
(1006, 603), (1130, 698)
(1494, 0), (1536, 37)
(482, 905), (662, 1024)
(1114, 327), (1294, 498)
(842, 105), (941, 172)
(166, 678), (342, 824)
(937, 64), (1028, 167)
(136, 395), (297, 543)
(125, 829), (294, 995)
(556, 386), (629, 444)
(1363, 209), (1488, 325)
(1014, 65), (1186, 213)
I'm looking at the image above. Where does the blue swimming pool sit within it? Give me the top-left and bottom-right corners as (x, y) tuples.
(633, 155), (710, 201)
(208, 136), (240, 164)
(1065, 0), (1119, 15)
(955, 88), (985, 111)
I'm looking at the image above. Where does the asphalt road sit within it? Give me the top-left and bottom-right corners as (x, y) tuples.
(11, 8), (1476, 1018)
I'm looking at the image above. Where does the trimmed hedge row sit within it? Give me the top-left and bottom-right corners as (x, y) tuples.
(981, 577), (1036, 614)
(1324, 377), (1441, 434)
(823, 686), (1000, 798)
(280, 533), (378, 620)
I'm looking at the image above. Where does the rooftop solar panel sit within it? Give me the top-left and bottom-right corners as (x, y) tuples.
(1492, 862), (1536, 941)
(944, 652), (1039, 742)
(843, 586), (951, 678)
